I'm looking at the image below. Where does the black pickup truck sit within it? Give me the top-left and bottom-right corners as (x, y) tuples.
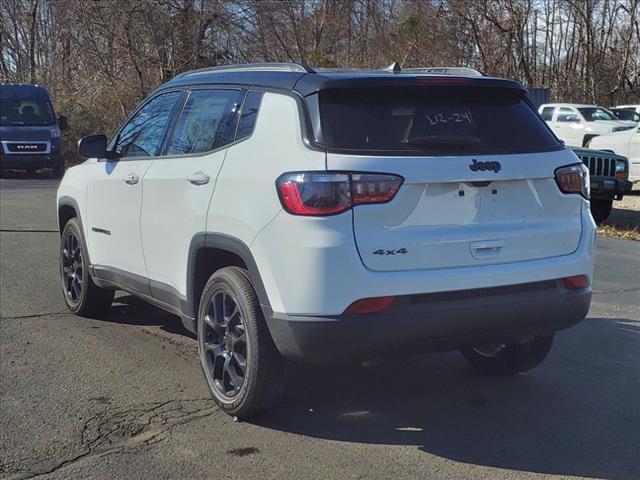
(571, 147), (632, 223)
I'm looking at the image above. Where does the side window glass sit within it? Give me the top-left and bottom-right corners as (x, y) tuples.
(114, 91), (181, 157)
(236, 91), (263, 141)
(540, 107), (554, 121)
(166, 89), (243, 155)
(557, 107), (579, 122)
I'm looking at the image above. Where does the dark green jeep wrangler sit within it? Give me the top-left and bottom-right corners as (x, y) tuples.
(571, 147), (632, 223)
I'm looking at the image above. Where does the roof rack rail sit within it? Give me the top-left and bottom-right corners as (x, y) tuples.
(401, 66), (483, 77)
(379, 62), (482, 76)
(176, 62), (316, 79)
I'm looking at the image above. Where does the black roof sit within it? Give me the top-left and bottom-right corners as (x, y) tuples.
(158, 63), (525, 96)
(0, 83), (51, 99)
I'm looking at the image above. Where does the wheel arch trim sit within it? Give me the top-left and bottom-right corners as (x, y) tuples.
(57, 195), (93, 267)
(57, 195), (82, 234)
(186, 232), (272, 320)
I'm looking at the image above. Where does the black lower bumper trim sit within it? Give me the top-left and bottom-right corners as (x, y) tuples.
(0, 154), (61, 169)
(590, 177), (632, 197)
(264, 281), (591, 363)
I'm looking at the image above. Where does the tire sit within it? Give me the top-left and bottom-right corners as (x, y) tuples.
(461, 334), (554, 376)
(197, 266), (286, 418)
(60, 218), (114, 316)
(590, 199), (613, 224)
(52, 160), (65, 179)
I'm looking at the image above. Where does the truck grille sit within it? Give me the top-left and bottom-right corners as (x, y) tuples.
(5, 142), (48, 153)
(576, 154), (616, 177)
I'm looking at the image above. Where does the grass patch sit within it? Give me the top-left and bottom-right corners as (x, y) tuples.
(597, 223), (640, 241)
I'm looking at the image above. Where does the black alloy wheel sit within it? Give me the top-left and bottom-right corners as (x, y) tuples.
(197, 267), (286, 418)
(61, 230), (84, 306)
(201, 288), (249, 399)
(59, 218), (114, 316)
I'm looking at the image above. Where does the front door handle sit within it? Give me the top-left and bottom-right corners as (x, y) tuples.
(124, 173), (139, 185)
(187, 171), (210, 185)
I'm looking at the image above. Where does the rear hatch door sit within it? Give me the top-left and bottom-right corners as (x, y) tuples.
(316, 83), (583, 271)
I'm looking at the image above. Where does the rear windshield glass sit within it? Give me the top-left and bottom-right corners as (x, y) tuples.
(314, 86), (561, 155)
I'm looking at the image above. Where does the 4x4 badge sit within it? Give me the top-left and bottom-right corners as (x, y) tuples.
(373, 248), (408, 256)
(469, 159), (501, 173)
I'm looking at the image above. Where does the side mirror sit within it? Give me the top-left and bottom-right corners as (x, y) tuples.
(77, 134), (111, 158)
(58, 115), (68, 130)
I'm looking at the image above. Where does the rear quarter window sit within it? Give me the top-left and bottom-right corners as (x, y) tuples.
(236, 91), (263, 141)
(313, 86), (562, 155)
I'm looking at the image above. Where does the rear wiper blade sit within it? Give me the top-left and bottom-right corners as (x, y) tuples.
(406, 135), (481, 147)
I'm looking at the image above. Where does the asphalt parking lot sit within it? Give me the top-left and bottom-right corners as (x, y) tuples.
(1, 175), (639, 480)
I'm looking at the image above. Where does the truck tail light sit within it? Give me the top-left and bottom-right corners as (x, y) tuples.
(276, 172), (403, 216)
(555, 163), (590, 199)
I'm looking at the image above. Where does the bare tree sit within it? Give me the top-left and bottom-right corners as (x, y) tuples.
(1, 0), (638, 163)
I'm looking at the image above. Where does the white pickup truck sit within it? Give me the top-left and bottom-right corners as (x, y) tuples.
(539, 103), (636, 147)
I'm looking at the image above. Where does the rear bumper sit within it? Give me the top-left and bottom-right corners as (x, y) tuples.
(265, 281), (591, 363)
(0, 153), (61, 169)
(252, 202), (596, 316)
(590, 176), (632, 199)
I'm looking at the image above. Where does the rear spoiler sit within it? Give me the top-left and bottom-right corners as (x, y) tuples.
(294, 75), (526, 96)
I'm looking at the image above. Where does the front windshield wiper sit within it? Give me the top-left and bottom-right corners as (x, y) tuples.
(406, 134), (481, 148)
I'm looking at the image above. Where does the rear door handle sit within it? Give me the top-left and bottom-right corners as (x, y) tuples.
(187, 171), (210, 185)
(124, 173), (139, 185)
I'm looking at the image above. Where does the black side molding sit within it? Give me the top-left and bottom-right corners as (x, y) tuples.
(93, 265), (151, 297)
(87, 232), (272, 337)
(90, 265), (195, 333)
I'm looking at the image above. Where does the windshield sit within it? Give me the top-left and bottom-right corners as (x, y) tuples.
(314, 86), (561, 155)
(613, 109), (640, 122)
(577, 107), (618, 122)
(0, 99), (56, 126)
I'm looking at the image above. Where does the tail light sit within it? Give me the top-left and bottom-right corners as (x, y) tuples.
(555, 163), (589, 199)
(563, 275), (589, 290)
(344, 296), (396, 314)
(276, 172), (403, 216)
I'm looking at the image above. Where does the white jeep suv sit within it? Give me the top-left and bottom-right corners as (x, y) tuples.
(57, 63), (595, 418)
